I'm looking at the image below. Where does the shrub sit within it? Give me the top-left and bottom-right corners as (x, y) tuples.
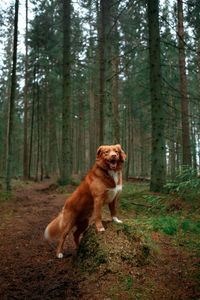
(164, 166), (200, 201)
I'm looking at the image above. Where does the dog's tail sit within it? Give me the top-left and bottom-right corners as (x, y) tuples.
(44, 213), (62, 240)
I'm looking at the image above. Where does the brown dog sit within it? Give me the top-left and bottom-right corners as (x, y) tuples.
(44, 144), (126, 258)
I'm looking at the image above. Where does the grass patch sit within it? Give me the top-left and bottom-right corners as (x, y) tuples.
(119, 182), (200, 252)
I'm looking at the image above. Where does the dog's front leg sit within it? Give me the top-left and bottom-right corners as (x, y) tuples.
(109, 196), (123, 224)
(93, 197), (105, 232)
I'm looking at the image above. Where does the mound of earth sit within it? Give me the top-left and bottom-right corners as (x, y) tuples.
(75, 221), (154, 274)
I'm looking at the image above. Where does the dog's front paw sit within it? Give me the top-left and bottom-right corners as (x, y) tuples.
(98, 227), (105, 232)
(57, 253), (64, 259)
(112, 216), (123, 224)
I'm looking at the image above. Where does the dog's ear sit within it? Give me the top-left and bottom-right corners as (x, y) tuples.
(96, 146), (103, 158)
(116, 144), (126, 162)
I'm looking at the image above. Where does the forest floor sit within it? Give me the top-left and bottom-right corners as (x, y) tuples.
(0, 177), (200, 300)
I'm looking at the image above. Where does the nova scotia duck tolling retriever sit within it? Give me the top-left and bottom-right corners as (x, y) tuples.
(44, 144), (126, 258)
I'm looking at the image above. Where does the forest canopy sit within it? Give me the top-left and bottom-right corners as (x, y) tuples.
(0, 0), (199, 191)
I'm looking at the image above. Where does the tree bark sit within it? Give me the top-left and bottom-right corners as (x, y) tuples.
(147, 0), (166, 192)
(98, 0), (114, 145)
(168, 96), (176, 179)
(23, 0), (28, 179)
(61, 0), (72, 184)
(28, 67), (36, 179)
(177, 0), (191, 167)
(48, 93), (58, 175)
(3, 34), (13, 175)
(78, 93), (85, 174)
(198, 39), (200, 99)
(112, 18), (120, 144)
(43, 84), (49, 178)
(168, 61), (176, 179)
(6, 0), (19, 191)
(35, 82), (40, 182)
(89, 37), (95, 168)
(197, 39), (200, 173)
(98, 0), (105, 145)
(103, 0), (113, 144)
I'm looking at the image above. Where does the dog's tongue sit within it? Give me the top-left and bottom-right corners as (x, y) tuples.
(110, 161), (117, 169)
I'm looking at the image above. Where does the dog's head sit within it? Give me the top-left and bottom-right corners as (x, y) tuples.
(96, 144), (126, 171)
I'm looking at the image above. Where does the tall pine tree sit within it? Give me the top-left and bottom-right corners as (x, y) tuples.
(6, 0), (19, 190)
(61, 0), (72, 184)
(147, 0), (166, 191)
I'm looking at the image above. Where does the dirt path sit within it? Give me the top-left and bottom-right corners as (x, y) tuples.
(0, 179), (83, 300)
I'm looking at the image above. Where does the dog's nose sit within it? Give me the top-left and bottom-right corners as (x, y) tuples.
(111, 154), (117, 159)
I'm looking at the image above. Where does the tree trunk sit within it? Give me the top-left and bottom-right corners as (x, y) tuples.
(147, 0), (166, 192)
(125, 105), (132, 180)
(168, 97), (176, 179)
(140, 123), (146, 177)
(191, 126), (197, 172)
(40, 112), (44, 181)
(28, 67), (36, 179)
(48, 94), (58, 175)
(103, 0), (113, 144)
(78, 93), (85, 174)
(3, 41), (13, 175)
(197, 39), (200, 173)
(35, 83), (40, 182)
(198, 39), (200, 100)
(43, 82), (49, 178)
(6, 0), (19, 191)
(23, 0), (28, 179)
(175, 125), (181, 171)
(98, 0), (114, 145)
(168, 61), (176, 179)
(1, 6), (14, 175)
(178, 0), (191, 167)
(112, 20), (120, 144)
(4, 81), (11, 175)
(89, 38), (95, 168)
(61, 0), (72, 184)
(98, 0), (105, 145)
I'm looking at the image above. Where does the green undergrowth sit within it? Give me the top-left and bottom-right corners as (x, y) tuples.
(120, 182), (200, 252)
(0, 190), (14, 202)
(164, 166), (200, 201)
(0, 177), (32, 202)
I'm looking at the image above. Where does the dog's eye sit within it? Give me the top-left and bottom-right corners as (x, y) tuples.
(115, 150), (118, 153)
(105, 150), (109, 154)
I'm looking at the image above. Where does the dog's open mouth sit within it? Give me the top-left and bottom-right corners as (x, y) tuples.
(109, 160), (117, 169)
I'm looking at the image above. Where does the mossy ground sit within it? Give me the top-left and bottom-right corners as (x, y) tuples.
(75, 221), (154, 274)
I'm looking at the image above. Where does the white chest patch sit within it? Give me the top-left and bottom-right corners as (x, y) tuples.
(108, 170), (119, 185)
(106, 171), (122, 204)
(106, 185), (122, 203)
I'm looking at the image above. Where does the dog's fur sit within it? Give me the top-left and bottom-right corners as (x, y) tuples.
(44, 144), (126, 258)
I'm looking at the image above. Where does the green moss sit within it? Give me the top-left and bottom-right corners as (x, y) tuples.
(75, 221), (154, 274)
(75, 225), (108, 272)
